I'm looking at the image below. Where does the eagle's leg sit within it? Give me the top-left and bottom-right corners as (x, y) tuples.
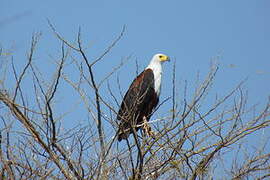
(142, 116), (155, 139)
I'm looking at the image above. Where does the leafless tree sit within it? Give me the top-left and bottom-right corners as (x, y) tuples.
(0, 23), (269, 180)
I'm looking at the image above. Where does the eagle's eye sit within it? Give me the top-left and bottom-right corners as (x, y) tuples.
(159, 55), (163, 58)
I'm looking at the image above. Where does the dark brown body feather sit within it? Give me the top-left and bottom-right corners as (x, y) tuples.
(117, 69), (159, 141)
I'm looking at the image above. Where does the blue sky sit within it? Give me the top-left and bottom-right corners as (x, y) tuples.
(2, 0), (269, 102)
(1, 0), (270, 177)
(2, 0), (270, 123)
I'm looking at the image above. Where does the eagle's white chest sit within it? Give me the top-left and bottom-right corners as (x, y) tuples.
(146, 63), (162, 96)
(153, 69), (162, 96)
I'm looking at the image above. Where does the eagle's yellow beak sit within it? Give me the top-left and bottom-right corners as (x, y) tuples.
(159, 54), (170, 62)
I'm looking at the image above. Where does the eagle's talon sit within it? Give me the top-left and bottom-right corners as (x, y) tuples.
(143, 116), (156, 139)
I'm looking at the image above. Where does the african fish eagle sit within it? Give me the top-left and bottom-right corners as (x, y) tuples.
(117, 54), (170, 141)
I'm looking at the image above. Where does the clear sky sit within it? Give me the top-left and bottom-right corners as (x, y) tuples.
(1, 0), (270, 177)
(2, 0), (270, 102)
(2, 0), (270, 133)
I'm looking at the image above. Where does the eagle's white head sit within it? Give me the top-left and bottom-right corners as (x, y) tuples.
(150, 53), (170, 64)
(146, 53), (170, 96)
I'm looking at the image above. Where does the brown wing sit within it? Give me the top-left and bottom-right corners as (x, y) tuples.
(117, 69), (159, 141)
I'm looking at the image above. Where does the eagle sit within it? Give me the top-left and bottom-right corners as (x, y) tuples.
(117, 54), (170, 141)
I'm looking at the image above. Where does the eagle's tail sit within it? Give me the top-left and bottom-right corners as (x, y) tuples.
(117, 129), (130, 141)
